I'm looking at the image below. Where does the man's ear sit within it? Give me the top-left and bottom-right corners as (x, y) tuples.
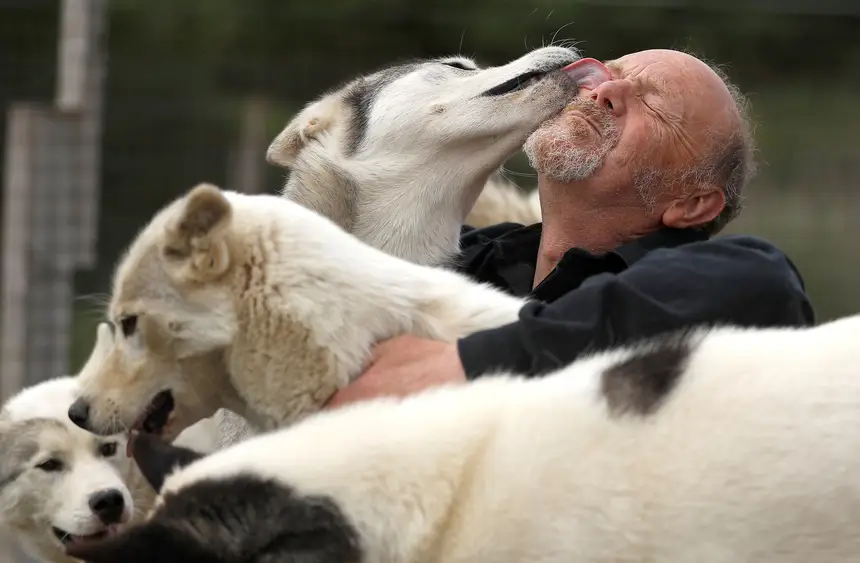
(266, 97), (340, 168)
(131, 431), (205, 493)
(661, 186), (725, 229)
(163, 183), (233, 281)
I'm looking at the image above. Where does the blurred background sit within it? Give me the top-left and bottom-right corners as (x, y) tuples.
(0, 0), (857, 559)
(2, 0), (858, 386)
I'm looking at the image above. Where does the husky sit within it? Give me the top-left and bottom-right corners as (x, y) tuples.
(0, 374), (135, 563)
(266, 46), (610, 266)
(0, 323), (221, 563)
(65, 183), (530, 442)
(213, 48), (596, 449)
(66, 314), (860, 563)
(211, 48), (595, 450)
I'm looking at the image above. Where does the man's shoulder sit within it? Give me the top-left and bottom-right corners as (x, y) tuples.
(697, 233), (792, 254)
(656, 232), (809, 293)
(681, 233), (800, 269)
(631, 231), (815, 326)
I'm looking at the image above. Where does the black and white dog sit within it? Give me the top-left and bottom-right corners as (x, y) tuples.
(68, 315), (860, 563)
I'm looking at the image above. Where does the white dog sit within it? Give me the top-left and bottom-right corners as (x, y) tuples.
(0, 323), (221, 563)
(66, 183), (530, 442)
(208, 48), (605, 447)
(267, 46), (609, 266)
(0, 375), (135, 563)
(67, 313), (860, 563)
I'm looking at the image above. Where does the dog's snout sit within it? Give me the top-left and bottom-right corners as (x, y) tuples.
(89, 489), (125, 525)
(67, 399), (91, 429)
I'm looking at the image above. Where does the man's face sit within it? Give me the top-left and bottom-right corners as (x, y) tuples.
(523, 87), (621, 184)
(524, 49), (738, 207)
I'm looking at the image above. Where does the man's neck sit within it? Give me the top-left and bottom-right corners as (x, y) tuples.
(533, 178), (658, 287)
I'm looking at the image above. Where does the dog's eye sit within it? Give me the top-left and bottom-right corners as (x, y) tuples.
(442, 61), (475, 71)
(119, 315), (138, 338)
(163, 246), (185, 259)
(99, 442), (117, 457)
(36, 458), (64, 472)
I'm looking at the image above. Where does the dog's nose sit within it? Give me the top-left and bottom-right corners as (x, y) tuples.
(89, 489), (125, 525)
(67, 399), (90, 429)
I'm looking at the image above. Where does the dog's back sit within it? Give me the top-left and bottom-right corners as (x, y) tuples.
(77, 315), (860, 563)
(433, 319), (860, 562)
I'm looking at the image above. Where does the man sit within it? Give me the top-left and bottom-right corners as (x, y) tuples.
(326, 49), (815, 408)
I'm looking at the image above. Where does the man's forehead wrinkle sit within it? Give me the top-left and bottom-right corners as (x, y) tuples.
(608, 57), (670, 97)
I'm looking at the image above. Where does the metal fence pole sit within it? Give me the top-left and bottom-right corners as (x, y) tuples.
(1, 0), (106, 402)
(0, 2), (107, 560)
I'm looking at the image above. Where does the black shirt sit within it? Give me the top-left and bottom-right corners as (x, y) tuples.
(454, 223), (815, 379)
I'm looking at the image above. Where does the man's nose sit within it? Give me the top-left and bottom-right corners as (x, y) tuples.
(587, 80), (628, 116)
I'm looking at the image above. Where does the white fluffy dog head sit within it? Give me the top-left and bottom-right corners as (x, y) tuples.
(0, 372), (135, 563)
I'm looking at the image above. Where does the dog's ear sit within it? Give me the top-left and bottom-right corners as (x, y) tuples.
(0, 422), (24, 491)
(131, 431), (204, 493)
(266, 119), (304, 168)
(163, 183), (233, 281)
(266, 97), (340, 168)
(65, 521), (214, 563)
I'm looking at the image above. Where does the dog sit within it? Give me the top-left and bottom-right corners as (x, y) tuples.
(66, 314), (860, 563)
(0, 323), (222, 563)
(211, 48), (596, 450)
(65, 183), (530, 443)
(266, 47), (610, 266)
(0, 374), (135, 563)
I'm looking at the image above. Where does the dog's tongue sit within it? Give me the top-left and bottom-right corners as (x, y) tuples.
(126, 431), (137, 458)
(126, 417), (146, 458)
(562, 58), (611, 90)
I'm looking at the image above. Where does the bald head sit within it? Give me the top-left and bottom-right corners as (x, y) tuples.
(525, 48), (754, 236)
(608, 49), (741, 152)
(612, 49), (752, 233)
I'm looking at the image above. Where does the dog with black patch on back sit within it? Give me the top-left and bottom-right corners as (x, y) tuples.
(66, 182), (530, 443)
(66, 315), (860, 563)
(0, 323), (221, 563)
(266, 46), (609, 266)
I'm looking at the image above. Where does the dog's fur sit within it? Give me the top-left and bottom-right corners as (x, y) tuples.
(210, 48), (572, 447)
(266, 46), (580, 267)
(69, 184), (529, 441)
(68, 314), (860, 563)
(465, 172), (541, 229)
(0, 324), (222, 563)
(0, 374), (135, 563)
